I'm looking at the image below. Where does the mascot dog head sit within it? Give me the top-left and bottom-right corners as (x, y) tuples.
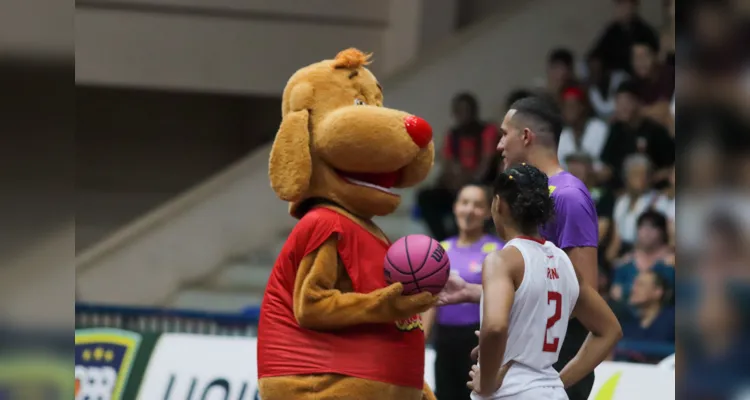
(269, 48), (435, 219)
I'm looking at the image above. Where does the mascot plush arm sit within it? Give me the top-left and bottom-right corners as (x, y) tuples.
(294, 236), (436, 330)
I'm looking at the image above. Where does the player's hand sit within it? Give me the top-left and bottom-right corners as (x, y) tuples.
(436, 272), (469, 306)
(467, 362), (514, 396)
(470, 330), (480, 361)
(467, 365), (486, 395)
(470, 345), (479, 361)
(383, 283), (438, 319)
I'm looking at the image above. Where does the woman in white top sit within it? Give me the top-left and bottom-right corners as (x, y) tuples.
(653, 166), (676, 246)
(557, 87), (610, 174)
(435, 164), (622, 399)
(609, 154), (658, 258)
(586, 52), (629, 121)
(653, 166), (675, 220)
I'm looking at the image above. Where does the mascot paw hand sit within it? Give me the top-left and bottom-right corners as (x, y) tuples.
(385, 285), (438, 319)
(381, 282), (405, 298)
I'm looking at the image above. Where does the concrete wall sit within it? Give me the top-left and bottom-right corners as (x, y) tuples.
(0, 221), (73, 328)
(76, 86), (280, 251)
(75, 0), (460, 94)
(1, 0), (70, 58)
(76, 147), (294, 306)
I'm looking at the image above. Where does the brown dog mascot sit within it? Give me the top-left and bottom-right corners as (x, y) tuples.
(256, 48), (438, 400)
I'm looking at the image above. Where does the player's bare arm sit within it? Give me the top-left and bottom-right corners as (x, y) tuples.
(474, 248), (524, 396)
(436, 273), (483, 305)
(559, 269), (622, 388)
(464, 282), (483, 303)
(564, 247), (598, 289)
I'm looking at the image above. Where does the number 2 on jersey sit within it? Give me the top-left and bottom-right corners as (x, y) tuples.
(543, 291), (562, 353)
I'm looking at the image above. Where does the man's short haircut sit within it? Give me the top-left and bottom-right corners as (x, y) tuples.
(509, 96), (564, 147)
(637, 209), (669, 244)
(505, 89), (533, 111)
(548, 48), (574, 69)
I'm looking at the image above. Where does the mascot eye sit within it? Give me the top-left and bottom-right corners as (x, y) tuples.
(354, 98), (366, 106)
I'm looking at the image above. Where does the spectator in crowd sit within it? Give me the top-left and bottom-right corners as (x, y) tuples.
(422, 183), (502, 400)
(590, 0), (659, 75)
(417, 93), (498, 241)
(600, 81), (675, 189)
(609, 154), (659, 257)
(617, 270), (676, 363)
(659, 0), (676, 68)
(610, 210), (675, 303)
(543, 48), (578, 104)
(702, 211), (748, 276)
(557, 86), (609, 175)
(631, 37), (675, 127)
(653, 166), (675, 246)
(658, 2), (676, 135)
(680, 211), (750, 399)
(678, 141), (724, 250)
(586, 51), (630, 121)
(690, 0), (741, 77)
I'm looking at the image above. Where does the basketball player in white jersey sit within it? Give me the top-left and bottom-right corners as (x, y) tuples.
(465, 164), (622, 399)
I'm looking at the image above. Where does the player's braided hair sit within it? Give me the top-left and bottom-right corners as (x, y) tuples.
(492, 163), (555, 234)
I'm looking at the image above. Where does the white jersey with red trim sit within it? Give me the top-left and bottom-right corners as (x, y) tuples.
(472, 237), (580, 399)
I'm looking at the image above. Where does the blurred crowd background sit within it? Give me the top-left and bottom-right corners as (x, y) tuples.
(0, 0), (748, 398)
(415, 0), (679, 375)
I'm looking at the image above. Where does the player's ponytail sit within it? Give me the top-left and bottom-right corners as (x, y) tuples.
(492, 164), (555, 234)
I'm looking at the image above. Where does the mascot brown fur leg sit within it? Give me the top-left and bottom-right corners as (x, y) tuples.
(259, 374), (423, 400)
(422, 381), (437, 400)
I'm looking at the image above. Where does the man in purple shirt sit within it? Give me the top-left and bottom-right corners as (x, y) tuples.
(438, 96), (600, 400)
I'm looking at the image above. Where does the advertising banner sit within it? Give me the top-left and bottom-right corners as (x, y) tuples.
(75, 328), (143, 400)
(137, 334), (260, 400)
(131, 333), (674, 400)
(588, 360), (674, 400)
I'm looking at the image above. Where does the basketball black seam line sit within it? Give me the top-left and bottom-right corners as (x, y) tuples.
(415, 285), (447, 290)
(437, 256), (450, 271)
(404, 236), (423, 293)
(412, 238), (433, 274)
(414, 258), (451, 282)
(385, 252), (412, 275)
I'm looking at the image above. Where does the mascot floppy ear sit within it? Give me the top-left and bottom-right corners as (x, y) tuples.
(269, 83), (314, 201)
